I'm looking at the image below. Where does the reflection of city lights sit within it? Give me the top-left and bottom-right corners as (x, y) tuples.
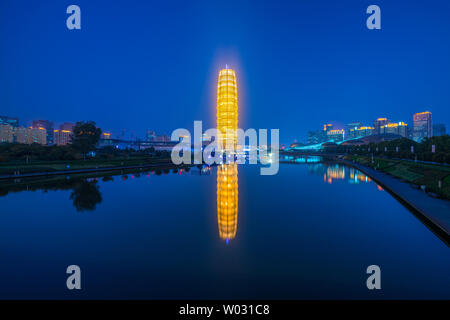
(217, 164), (238, 241)
(310, 164), (372, 185)
(324, 165), (345, 184)
(349, 168), (371, 184)
(377, 185), (384, 191)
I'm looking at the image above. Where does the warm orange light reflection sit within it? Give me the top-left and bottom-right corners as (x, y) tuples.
(325, 165), (345, 184)
(217, 163), (238, 241)
(349, 169), (372, 183)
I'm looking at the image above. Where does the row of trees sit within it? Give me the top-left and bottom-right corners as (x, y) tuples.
(337, 135), (450, 164)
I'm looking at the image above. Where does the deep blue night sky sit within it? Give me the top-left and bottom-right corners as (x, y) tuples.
(1, 0), (449, 143)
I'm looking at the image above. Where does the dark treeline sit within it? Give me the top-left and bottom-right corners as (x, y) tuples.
(336, 135), (450, 164)
(0, 143), (170, 162)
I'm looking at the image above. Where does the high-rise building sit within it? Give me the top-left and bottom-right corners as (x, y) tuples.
(433, 123), (446, 136)
(346, 122), (362, 138)
(54, 123), (74, 146)
(413, 111), (432, 142)
(54, 129), (72, 146)
(327, 129), (345, 142)
(0, 115), (19, 127)
(216, 67), (239, 242)
(3, 125), (47, 145)
(380, 122), (408, 137)
(323, 124), (333, 132)
(32, 120), (54, 145)
(217, 163), (238, 241)
(146, 130), (156, 141)
(31, 127), (47, 145)
(0, 124), (14, 143)
(307, 130), (323, 145)
(374, 118), (389, 135)
(354, 126), (374, 138)
(217, 68), (238, 151)
(60, 122), (75, 132)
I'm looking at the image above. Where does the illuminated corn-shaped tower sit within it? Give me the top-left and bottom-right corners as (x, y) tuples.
(217, 68), (238, 151)
(216, 67), (239, 242)
(217, 163), (238, 241)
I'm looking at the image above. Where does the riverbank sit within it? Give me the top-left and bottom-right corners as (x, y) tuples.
(346, 156), (450, 199)
(341, 159), (450, 245)
(0, 157), (192, 180)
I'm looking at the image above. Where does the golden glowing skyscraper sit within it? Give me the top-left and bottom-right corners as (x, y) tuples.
(217, 68), (238, 151)
(216, 67), (239, 241)
(217, 163), (238, 241)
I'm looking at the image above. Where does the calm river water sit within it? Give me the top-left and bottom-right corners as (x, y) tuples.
(0, 162), (449, 299)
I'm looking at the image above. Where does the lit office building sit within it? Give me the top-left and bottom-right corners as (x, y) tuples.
(354, 126), (374, 138)
(54, 130), (72, 145)
(15, 127), (31, 144)
(380, 122), (408, 137)
(60, 122), (75, 132)
(323, 124), (333, 132)
(0, 115), (19, 127)
(346, 122), (362, 139)
(374, 118), (389, 135)
(413, 111), (432, 141)
(0, 124), (14, 143)
(54, 123), (75, 146)
(217, 68), (238, 151)
(433, 123), (446, 136)
(102, 132), (111, 140)
(32, 120), (54, 145)
(327, 129), (345, 142)
(31, 127), (47, 145)
(217, 163), (238, 241)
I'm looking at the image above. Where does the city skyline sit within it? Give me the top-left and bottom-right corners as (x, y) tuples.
(1, 107), (447, 145)
(1, 0), (450, 305)
(1, 0), (450, 144)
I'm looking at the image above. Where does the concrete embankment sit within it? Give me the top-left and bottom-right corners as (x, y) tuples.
(340, 159), (450, 246)
(0, 162), (189, 181)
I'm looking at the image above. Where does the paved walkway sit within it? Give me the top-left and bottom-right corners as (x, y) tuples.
(341, 160), (450, 244)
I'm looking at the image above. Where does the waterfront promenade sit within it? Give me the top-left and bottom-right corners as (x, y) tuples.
(0, 161), (189, 181)
(342, 160), (450, 245)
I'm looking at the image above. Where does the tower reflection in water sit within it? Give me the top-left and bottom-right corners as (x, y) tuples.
(217, 163), (238, 243)
(216, 66), (239, 243)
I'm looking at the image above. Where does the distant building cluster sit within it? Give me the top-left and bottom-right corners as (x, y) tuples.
(146, 130), (170, 142)
(306, 111), (446, 145)
(0, 116), (49, 145)
(0, 115), (78, 146)
(0, 115), (120, 147)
